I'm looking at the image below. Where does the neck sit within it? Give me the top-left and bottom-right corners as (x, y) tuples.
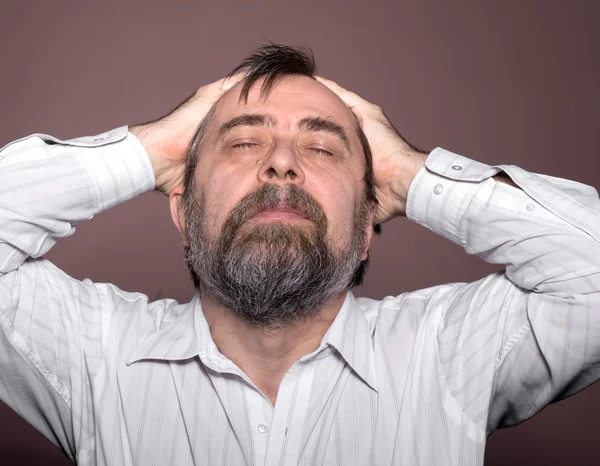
(199, 285), (347, 404)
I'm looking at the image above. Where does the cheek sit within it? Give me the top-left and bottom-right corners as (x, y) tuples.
(194, 163), (256, 236)
(309, 171), (360, 246)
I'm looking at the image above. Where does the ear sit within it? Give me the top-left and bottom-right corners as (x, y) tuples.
(169, 185), (188, 246)
(361, 202), (377, 261)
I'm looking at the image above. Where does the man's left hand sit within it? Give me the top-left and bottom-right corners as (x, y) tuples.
(317, 77), (428, 223)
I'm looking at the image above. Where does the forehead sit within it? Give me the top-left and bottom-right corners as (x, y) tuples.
(213, 75), (356, 129)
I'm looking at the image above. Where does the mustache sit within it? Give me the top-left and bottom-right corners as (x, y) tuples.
(221, 184), (327, 242)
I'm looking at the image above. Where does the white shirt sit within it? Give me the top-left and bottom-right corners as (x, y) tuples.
(0, 127), (599, 465)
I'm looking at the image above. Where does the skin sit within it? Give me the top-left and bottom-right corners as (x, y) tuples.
(130, 74), (517, 404)
(182, 75), (374, 258)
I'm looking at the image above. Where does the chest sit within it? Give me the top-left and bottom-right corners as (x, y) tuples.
(90, 356), (390, 465)
(88, 336), (485, 465)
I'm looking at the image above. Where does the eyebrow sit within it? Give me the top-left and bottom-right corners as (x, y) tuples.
(217, 113), (278, 140)
(217, 112), (350, 152)
(297, 116), (350, 152)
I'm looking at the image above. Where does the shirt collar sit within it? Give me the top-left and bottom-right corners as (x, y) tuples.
(125, 291), (378, 392)
(317, 291), (378, 392)
(125, 293), (203, 366)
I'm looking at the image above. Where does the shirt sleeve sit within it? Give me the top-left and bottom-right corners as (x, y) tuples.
(405, 147), (600, 435)
(0, 127), (154, 459)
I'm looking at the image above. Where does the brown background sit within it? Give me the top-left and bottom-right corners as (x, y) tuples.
(1, 1), (599, 464)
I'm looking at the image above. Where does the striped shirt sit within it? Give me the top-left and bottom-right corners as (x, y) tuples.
(0, 126), (599, 465)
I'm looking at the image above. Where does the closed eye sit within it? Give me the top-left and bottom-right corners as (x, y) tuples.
(310, 148), (334, 156)
(232, 142), (257, 149)
(232, 143), (333, 157)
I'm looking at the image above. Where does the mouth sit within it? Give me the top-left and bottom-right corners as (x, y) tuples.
(252, 205), (310, 221)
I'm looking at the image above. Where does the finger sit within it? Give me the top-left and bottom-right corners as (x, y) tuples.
(220, 72), (245, 91)
(315, 76), (367, 109)
(315, 76), (347, 93)
(350, 107), (364, 126)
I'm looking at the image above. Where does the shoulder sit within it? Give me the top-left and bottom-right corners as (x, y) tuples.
(357, 282), (464, 318)
(99, 282), (192, 342)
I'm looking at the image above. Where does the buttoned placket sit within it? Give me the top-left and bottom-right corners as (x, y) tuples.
(239, 357), (318, 466)
(245, 385), (271, 465)
(204, 349), (321, 466)
(262, 360), (316, 465)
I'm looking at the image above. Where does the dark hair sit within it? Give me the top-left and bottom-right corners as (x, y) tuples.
(182, 43), (380, 289)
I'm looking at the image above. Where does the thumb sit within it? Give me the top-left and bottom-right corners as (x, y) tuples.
(315, 76), (367, 111)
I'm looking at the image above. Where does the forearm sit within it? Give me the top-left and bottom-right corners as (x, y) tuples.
(0, 127), (154, 275)
(394, 150), (520, 218)
(405, 147), (600, 292)
(418, 149), (600, 434)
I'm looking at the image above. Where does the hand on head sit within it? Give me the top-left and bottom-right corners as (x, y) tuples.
(316, 76), (428, 222)
(130, 73), (243, 195)
(132, 68), (427, 223)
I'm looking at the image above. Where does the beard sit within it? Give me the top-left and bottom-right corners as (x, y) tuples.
(183, 183), (371, 330)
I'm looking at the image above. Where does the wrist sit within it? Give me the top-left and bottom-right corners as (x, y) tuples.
(374, 148), (427, 224)
(391, 149), (428, 217)
(130, 123), (167, 192)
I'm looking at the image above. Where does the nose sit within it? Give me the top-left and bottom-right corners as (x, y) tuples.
(257, 140), (305, 185)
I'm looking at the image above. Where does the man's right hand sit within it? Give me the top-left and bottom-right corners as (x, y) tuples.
(130, 75), (242, 195)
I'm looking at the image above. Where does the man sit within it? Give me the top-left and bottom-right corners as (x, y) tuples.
(0, 44), (598, 465)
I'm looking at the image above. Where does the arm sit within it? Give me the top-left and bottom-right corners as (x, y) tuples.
(0, 75), (239, 457)
(406, 148), (600, 433)
(0, 128), (154, 275)
(318, 77), (600, 433)
(0, 128), (154, 458)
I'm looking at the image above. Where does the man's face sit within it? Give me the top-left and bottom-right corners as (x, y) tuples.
(194, 75), (372, 255)
(177, 75), (375, 327)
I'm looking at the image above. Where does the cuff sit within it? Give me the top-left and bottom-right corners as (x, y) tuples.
(66, 126), (156, 212)
(405, 147), (502, 245)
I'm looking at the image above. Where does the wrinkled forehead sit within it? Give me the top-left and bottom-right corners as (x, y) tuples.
(213, 75), (357, 130)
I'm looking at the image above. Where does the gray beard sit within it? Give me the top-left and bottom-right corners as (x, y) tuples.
(183, 183), (370, 330)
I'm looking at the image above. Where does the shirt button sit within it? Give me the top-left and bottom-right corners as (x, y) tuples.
(451, 164), (463, 171)
(257, 423), (269, 434)
(433, 183), (444, 195)
(526, 203), (535, 212)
